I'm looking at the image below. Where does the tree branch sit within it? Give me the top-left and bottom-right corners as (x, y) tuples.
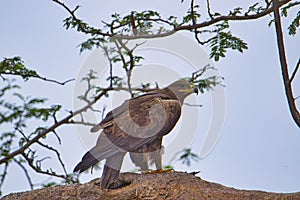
(190, 0), (202, 44)
(0, 87), (112, 165)
(115, 38), (134, 97)
(206, 0), (214, 19)
(20, 152), (72, 181)
(66, 120), (95, 127)
(52, 0), (111, 37)
(116, 0), (292, 40)
(53, 0), (291, 41)
(14, 158), (34, 190)
(0, 162), (8, 192)
(273, 0), (300, 127)
(36, 140), (68, 176)
(290, 58), (300, 83)
(0, 84), (156, 165)
(1, 72), (75, 85)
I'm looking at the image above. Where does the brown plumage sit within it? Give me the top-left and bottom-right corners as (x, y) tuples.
(73, 79), (198, 189)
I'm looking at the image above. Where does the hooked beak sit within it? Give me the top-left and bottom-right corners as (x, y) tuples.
(193, 87), (199, 95)
(190, 83), (199, 95)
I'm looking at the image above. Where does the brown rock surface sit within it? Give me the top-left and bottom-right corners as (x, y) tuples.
(2, 171), (300, 200)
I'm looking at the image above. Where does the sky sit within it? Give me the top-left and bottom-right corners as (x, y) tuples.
(0, 0), (300, 196)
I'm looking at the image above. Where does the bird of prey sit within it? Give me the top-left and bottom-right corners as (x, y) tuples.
(73, 79), (198, 189)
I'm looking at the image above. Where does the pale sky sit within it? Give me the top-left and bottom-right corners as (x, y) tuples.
(0, 0), (299, 196)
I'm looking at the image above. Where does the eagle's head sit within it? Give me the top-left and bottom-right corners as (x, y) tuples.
(166, 79), (198, 103)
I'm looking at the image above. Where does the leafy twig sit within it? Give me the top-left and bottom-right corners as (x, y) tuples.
(0, 57), (74, 85)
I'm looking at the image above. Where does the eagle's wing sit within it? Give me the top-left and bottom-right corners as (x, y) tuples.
(90, 92), (170, 132)
(103, 96), (181, 152)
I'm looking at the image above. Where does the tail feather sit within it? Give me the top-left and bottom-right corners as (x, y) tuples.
(100, 165), (120, 188)
(74, 139), (119, 173)
(100, 152), (125, 189)
(73, 151), (98, 173)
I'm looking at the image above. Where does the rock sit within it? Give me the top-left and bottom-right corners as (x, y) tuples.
(2, 171), (300, 200)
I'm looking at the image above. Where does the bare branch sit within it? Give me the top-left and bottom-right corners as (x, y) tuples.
(190, 0), (203, 45)
(36, 76), (75, 85)
(14, 158), (34, 190)
(183, 103), (203, 107)
(206, 0), (214, 19)
(115, 38), (135, 97)
(21, 152), (72, 181)
(15, 127), (68, 176)
(102, 46), (114, 87)
(52, 0), (80, 15)
(191, 64), (215, 81)
(290, 58), (300, 83)
(67, 120), (95, 127)
(52, 130), (62, 145)
(0, 162), (8, 191)
(36, 140), (68, 176)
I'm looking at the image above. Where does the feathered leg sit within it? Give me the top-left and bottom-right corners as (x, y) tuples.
(148, 146), (172, 173)
(150, 148), (163, 170)
(129, 152), (149, 171)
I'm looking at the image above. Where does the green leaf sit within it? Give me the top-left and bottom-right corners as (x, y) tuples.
(42, 181), (58, 188)
(209, 28), (248, 61)
(288, 11), (300, 36)
(0, 57), (40, 80)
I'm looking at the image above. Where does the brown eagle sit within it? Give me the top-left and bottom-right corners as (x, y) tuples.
(73, 79), (198, 188)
